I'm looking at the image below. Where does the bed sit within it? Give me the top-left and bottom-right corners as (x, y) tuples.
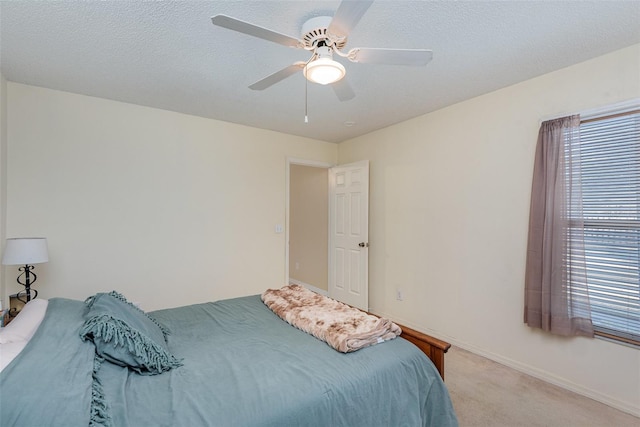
(0, 291), (458, 426)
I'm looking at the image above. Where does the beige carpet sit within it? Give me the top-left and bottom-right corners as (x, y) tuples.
(445, 346), (639, 427)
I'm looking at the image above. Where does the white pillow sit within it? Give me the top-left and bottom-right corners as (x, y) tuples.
(0, 299), (48, 344)
(0, 341), (28, 372)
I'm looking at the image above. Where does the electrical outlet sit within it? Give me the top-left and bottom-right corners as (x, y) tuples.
(295, 262), (300, 270)
(396, 289), (403, 301)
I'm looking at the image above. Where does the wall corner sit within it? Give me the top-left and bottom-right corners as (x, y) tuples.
(0, 74), (8, 309)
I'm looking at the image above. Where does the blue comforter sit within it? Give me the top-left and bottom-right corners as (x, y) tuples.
(1, 296), (458, 426)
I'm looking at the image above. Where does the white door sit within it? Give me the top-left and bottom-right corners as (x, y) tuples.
(328, 160), (369, 310)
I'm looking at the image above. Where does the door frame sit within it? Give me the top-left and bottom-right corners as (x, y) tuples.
(285, 157), (334, 290)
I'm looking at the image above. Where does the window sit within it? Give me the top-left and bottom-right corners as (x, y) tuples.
(572, 109), (640, 344)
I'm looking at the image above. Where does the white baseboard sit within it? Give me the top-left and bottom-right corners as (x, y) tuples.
(370, 310), (640, 418)
(288, 279), (328, 296)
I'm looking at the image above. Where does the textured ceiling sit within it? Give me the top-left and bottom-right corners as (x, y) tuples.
(1, 1), (639, 143)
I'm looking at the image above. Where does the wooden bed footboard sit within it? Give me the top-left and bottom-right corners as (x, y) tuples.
(368, 309), (451, 380)
(396, 323), (451, 381)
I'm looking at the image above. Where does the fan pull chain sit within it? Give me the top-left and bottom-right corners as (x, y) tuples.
(304, 66), (309, 123)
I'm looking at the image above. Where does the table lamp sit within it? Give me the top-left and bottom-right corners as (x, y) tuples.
(2, 237), (49, 303)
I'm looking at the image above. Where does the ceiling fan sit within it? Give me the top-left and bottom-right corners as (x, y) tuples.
(211, 0), (432, 102)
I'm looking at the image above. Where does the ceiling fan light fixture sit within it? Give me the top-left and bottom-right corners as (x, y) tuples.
(304, 57), (346, 85)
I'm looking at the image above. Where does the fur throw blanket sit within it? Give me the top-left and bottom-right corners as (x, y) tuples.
(261, 284), (401, 353)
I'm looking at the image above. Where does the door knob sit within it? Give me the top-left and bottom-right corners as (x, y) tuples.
(358, 242), (369, 248)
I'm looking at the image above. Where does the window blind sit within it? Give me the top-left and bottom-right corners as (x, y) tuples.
(574, 110), (640, 343)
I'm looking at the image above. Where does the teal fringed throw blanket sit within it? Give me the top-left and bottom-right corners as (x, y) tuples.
(80, 291), (182, 376)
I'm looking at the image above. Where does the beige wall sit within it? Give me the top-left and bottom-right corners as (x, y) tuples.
(0, 73), (7, 308)
(338, 44), (640, 415)
(289, 164), (328, 291)
(5, 83), (337, 310)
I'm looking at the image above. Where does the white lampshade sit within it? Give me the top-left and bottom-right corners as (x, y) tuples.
(2, 238), (49, 265)
(303, 46), (346, 85)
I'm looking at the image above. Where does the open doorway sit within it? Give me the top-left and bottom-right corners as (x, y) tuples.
(286, 159), (331, 295)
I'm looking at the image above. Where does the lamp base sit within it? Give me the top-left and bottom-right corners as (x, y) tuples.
(15, 287), (38, 305)
(15, 264), (38, 304)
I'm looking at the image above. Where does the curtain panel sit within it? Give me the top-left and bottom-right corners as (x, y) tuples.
(524, 115), (594, 337)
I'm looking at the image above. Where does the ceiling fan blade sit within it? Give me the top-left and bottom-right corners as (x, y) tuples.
(349, 48), (433, 66)
(212, 15), (302, 48)
(249, 62), (306, 90)
(332, 78), (355, 102)
(327, 0), (374, 38)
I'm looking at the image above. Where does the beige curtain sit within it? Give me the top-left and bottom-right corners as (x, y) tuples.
(524, 115), (594, 337)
